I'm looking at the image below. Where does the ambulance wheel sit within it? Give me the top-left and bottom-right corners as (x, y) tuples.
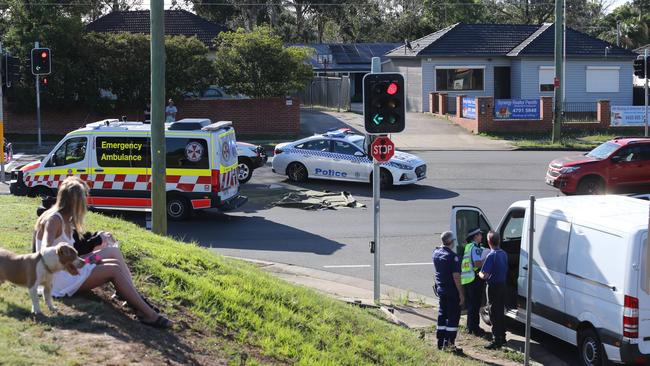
(167, 196), (191, 221)
(237, 158), (253, 184)
(30, 186), (54, 198)
(286, 162), (308, 182)
(578, 328), (607, 366)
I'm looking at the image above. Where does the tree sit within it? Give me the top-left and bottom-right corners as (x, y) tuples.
(214, 27), (313, 98)
(598, 2), (650, 49)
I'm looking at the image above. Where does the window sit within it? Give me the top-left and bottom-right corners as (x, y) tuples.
(333, 140), (362, 155)
(612, 144), (650, 162)
(533, 215), (570, 273)
(539, 66), (554, 92)
(295, 139), (330, 152)
(501, 210), (525, 241)
(436, 67), (484, 91)
(48, 137), (87, 167)
(586, 66), (619, 93)
(166, 138), (209, 169)
(96, 137), (150, 168)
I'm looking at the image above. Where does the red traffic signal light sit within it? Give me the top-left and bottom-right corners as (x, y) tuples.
(387, 82), (398, 95)
(41, 51), (48, 59)
(42, 77), (48, 86)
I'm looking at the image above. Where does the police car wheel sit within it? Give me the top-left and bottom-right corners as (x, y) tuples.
(167, 196), (191, 221)
(370, 169), (393, 189)
(287, 162), (308, 182)
(578, 328), (606, 366)
(237, 159), (253, 184)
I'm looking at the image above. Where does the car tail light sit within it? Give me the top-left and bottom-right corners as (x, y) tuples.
(624, 295), (639, 338)
(274, 148), (283, 155)
(211, 170), (220, 193)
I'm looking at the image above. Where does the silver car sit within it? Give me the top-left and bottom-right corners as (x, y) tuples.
(271, 129), (426, 188)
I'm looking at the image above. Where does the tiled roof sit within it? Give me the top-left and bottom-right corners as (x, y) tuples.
(292, 43), (401, 71)
(387, 22), (636, 59)
(86, 10), (227, 47)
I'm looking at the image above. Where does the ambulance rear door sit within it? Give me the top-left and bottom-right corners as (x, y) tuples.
(89, 133), (151, 210)
(213, 127), (239, 202)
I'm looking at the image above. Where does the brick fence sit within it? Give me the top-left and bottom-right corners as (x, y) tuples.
(2, 97), (300, 137)
(428, 93), (612, 134)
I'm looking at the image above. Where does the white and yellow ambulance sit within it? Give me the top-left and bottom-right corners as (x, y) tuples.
(10, 118), (246, 220)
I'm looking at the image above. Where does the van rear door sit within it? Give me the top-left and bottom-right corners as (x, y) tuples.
(637, 231), (650, 355)
(214, 128), (239, 201)
(450, 206), (493, 255)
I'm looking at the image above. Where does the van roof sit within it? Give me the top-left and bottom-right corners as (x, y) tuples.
(531, 195), (649, 234)
(78, 118), (232, 133)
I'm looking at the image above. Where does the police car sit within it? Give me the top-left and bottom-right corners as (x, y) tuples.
(236, 142), (267, 184)
(271, 129), (426, 187)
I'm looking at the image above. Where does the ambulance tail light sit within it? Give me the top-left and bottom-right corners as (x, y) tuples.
(624, 295), (639, 338)
(211, 170), (221, 193)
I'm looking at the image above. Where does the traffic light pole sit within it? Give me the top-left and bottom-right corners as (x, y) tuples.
(371, 57), (381, 303)
(34, 42), (42, 147)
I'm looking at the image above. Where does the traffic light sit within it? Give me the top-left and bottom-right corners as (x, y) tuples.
(40, 76), (49, 91)
(5, 55), (21, 85)
(363, 73), (405, 134)
(31, 48), (51, 75)
(634, 57), (645, 78)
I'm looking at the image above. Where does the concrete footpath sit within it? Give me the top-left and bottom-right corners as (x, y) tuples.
(243, 257), (571, 366)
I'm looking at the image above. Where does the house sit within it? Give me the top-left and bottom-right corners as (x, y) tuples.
(383, 23), (637, 113)
(86, 9), (227, 58)
(294, 43), (400, 101)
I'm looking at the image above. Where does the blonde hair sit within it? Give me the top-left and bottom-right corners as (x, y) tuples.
(35, 176), (89, 234)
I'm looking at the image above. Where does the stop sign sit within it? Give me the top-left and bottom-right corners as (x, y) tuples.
(371, 136), (395, 163)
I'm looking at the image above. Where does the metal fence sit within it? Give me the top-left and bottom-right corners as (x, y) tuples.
(296, 76), (351, 112)
(562, 102), (597, 123)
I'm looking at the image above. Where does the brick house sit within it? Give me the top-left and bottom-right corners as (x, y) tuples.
(383, 23), (637, 114)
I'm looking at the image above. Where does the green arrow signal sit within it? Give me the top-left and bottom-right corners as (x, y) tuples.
(373, 114), (384, 125)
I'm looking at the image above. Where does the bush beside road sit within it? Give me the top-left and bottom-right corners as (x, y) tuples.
(0, 195), (480, 365)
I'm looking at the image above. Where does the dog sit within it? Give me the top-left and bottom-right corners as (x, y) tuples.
(0, 243), (86, 314)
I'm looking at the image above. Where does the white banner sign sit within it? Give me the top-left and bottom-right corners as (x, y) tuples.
(611, 106), (650, 126)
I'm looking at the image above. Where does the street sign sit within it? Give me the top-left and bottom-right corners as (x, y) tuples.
(371, 136), (394, 163)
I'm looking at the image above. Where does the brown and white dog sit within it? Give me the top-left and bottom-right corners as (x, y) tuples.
(0, 243), (85, 314)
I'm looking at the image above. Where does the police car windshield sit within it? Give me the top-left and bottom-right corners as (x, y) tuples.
(349, 136), (365, 150)
(587, 141), (620, 160)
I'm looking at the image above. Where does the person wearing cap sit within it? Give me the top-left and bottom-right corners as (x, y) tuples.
(479, 231), (509, 349)
(460, 227), (488, 336)
(433, 231), (465, 353)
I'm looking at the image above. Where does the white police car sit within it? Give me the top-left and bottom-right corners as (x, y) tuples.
(271, 129), (426, 188)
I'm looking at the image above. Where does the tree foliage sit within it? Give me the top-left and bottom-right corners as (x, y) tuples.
(214, 27), (313, 98)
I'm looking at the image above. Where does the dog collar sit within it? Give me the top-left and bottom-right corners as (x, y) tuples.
(38, 252), (56, 273)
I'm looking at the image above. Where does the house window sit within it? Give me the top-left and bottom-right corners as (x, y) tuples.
(539, 66), (554, 92)
(435, 67), (484, 91)
(586, 66), (619, 93)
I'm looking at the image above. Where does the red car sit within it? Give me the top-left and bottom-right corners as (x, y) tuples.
(546, 137), (650, 195)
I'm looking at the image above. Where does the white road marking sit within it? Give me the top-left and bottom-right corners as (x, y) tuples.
(323, 264), (371, 268)
(385, 262), (432, 267)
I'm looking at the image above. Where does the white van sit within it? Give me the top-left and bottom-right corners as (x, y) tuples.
(10, 118), (246, 220)
(451, 195), (650, 365)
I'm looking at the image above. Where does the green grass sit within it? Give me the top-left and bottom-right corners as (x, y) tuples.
(482, 129), (648, 150)
(0, 195), (480, 366)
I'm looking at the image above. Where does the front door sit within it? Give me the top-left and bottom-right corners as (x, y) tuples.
(331, 139), (369, 182)
(609, 144), (650, 189)
(45, 136), (90, 190)
(494, 67), (511, 99)
(450, 206), (493, 256)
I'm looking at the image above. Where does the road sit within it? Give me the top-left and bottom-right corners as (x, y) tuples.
(165, 150), (562, 297)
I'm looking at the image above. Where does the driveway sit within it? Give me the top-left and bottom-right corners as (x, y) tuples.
(301, 108), (514, 151)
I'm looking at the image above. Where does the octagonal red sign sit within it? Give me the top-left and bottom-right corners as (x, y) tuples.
(371, 136), (395, 163)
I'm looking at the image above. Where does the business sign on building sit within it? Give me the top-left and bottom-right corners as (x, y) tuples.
(462, 97), (476, 119)
(494, 99), (540, 120)
(611, 106), (650, 126)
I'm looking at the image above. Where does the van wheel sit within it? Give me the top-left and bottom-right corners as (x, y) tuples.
(578, 328), (607, 366)
(577, 177), (605, 195)
(286, 162), (308, 182)
(167, 196), (191, 221)
(30, 186), (54, 198)
(237, 158), (253, 184)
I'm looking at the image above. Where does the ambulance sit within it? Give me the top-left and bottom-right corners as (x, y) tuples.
(10, 118), (246, 220)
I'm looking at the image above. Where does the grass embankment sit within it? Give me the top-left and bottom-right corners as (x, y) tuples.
(0, 195), (478, 366)
(482, 130), (647, 150)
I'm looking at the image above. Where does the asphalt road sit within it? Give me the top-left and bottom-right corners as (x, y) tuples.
(164, 150), (563, 297)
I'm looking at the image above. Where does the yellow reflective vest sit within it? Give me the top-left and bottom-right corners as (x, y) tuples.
(461, 242), (477, 285)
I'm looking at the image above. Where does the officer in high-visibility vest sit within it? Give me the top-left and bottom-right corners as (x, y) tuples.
(433, 231), (465, 354)
(461, 227), (488, 336)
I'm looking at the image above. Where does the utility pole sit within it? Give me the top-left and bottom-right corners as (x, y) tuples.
(0, 43), (5, 184)
(150, 0), (167, 235)
(552, 0), (564, 143)
(34, 42), (42, 147)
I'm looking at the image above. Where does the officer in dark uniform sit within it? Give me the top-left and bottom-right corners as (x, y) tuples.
(433, 231), (465, 353)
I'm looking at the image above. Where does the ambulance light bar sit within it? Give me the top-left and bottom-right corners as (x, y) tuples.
(202, 121), (233, 131)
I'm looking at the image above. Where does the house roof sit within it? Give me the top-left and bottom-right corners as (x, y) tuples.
(387, 22), (636, 59)
(292, 43), (401, 72)
(86, 10), (227, 47)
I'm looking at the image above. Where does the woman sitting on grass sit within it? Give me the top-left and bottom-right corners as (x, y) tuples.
(34, 176), (172, 329)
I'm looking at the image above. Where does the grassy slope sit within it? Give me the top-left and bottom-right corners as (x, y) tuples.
(0, 195), (479, 366)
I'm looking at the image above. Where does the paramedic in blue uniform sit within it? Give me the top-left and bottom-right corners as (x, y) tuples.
(479, 231), (509, 349)
(433, 231), (465, 353)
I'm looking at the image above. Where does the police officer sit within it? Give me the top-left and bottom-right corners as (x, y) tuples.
(461, 227), (488, 336)
(433, 231), (465, 353)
